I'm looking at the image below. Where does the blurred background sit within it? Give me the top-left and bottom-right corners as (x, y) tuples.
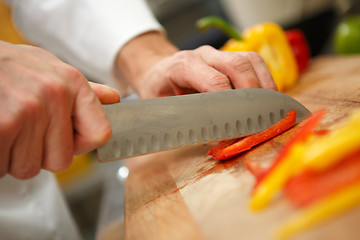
(148, 0), (359, 55)
(1, 0), (360, 239)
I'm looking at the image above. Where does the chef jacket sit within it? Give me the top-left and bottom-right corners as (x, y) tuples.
(1, 0), (162, 239)
(5, 0), (162, 93)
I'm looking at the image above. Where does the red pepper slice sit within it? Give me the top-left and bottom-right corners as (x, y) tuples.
(284, 148), (360, 208)
(207, 138), (239, 157)
(208, 110), (297, 160)
(286, 29), (311, 73)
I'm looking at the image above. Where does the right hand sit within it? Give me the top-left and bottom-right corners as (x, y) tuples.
(0, 41), (120, 179)
(115, 32), (277, 99)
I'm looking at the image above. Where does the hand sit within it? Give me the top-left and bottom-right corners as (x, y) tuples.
(0, 41), (120, 179)
(116, 32), (277, 99)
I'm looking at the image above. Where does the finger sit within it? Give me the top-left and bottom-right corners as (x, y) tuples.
(89, 82), (121, 104)
(167, 50), (233, 93)
(42, 112), (74, 173)
(72, 80), (112, 155)
(237, 52), (278, 91)
(7, 97), (45, 179)
(39, 78), (74, 172)
(196, 46), (261, 89)
(10, 121), (43, 179)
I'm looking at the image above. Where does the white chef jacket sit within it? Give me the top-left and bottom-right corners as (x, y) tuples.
(1, 0), (162, 239)
(0, 171), (82, 240)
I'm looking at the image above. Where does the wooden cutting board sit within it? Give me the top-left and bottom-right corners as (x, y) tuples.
(123, 56), (360, 240)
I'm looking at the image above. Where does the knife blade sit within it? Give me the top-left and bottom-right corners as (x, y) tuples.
(97, 88), (310, 162)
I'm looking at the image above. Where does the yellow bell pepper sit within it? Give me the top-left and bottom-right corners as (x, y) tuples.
(197, 17), (299, 92)
(276, 181), (360, 240)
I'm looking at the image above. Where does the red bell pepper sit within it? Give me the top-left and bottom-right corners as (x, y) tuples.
(286, 29), (311, 73)
(284, 148), (360, 208)
(208, 110), (297, 160)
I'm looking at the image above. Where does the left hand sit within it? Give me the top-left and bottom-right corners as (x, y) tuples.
(115, 31), (277, 99)
(0, 41), (120, 179)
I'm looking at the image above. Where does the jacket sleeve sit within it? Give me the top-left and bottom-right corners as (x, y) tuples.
(6, 0), (163, 88)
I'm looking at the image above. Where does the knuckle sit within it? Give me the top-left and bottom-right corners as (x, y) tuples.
(0, 96), (44, 138)
(45, 78), (70, 102)
(197, 45), (215, 52)
(26, 70), (70, 103)
(0, 117), (19, 135)
(247, 51), (266, 64)
(48, 65), (83, 100)
(169, 51), (196, 74)
(62, 64), (83, 82)
(174, 50), (195, 63)
(244, 51), (260, 58)
(231, 55), (254, 73)
(206, 74), (230, 90)
(17, 94), (43, 122)
(22, 95), (43, 117)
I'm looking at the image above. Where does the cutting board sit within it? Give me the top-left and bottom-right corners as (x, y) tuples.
(123, 56), (360, 240)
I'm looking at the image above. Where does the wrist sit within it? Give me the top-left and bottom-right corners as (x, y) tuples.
(114, 31), (178, 93)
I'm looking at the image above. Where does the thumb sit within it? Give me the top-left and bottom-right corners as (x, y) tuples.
(89, 82), (121, 104)
(72, 81), (113, 155)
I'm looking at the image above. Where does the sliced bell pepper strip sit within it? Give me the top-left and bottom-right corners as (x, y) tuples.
(247, 108), (360, 238)
(250, 110), (325, 211)
(245, 110), (326, 189)
(257, 110), (325, 180)
(276, 181), (360, 240)
(207, 138), (239, 157)
(298, 110), (360, 171)
(196, 16), (299, 92)
(284, 148), (360, 208)
(251, 109), (360, 212)
(208, 110), (297, 160)
(286, 29), (311, 73)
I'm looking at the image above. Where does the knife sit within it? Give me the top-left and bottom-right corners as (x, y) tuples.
(97, 88), (310, 162)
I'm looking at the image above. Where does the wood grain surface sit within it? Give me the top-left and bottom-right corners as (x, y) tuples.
(123, 56), (360, 240)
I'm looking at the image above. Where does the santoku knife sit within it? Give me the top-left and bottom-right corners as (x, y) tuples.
(97, 88), (310, 162)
